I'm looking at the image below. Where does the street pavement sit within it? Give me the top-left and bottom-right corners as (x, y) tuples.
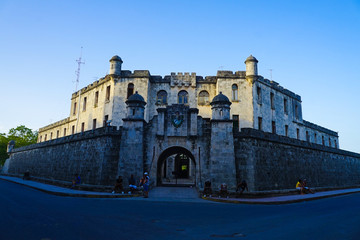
(1, 175), (360, 204)
(1, 177), (360, 240)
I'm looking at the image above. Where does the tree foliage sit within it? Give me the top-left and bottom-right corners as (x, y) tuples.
(0, 125), (38, 166)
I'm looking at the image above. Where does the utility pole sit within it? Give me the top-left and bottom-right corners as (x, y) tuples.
(75, 47), (85, 133)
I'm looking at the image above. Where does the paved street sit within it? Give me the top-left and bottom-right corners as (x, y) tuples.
(1, 180), (360, 240)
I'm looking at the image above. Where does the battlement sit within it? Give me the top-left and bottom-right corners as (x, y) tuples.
(216, 70), (246, 78)
(170, 72), (196, 87)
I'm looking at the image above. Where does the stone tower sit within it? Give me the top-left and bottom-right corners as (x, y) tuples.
(117, 92), (146, 186)
(245, 55), (258, 77)
(109, 55), (123, 75)
(209, 92), (237, 190)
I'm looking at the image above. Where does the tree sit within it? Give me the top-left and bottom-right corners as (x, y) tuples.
(0, 125), (38, 166)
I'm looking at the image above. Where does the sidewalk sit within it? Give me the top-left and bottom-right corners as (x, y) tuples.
(1, 175), (360, 204)
(203, 187), (360, 204)
(0, 175), (138, 198)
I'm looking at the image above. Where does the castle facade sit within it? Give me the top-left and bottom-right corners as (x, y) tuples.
(38, 55), (339, 148)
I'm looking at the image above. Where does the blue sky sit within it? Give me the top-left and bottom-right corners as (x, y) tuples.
(0, 0), (359, 153)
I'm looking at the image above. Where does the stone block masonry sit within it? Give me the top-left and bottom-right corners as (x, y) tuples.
(235, 128), (360, 191)
(4, 127), (122, 186)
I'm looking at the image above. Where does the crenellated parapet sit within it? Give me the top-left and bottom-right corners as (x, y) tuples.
(170, 72), (196, 88)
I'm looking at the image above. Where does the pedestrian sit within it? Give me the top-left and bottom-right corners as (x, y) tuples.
(128, 174), (137, 193)
(71, 174), (81, 188)
(236, 180), (248, 195)
(112, 176), (123, 194)
(140, 172), (150, 198)
(296, 179), (304, 194)
(302, 179), (315, 194)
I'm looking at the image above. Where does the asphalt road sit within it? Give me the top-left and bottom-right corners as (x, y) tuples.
(1, 180), (360, 240)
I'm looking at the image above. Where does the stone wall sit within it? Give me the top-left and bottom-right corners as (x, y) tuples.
(4, 127), (122, 186)
(235, 128), (360, 191)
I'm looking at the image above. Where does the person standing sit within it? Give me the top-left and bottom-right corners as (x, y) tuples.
(141, 172), (150, 198)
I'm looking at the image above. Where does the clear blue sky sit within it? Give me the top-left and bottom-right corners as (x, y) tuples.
(1, 0), (359, 153)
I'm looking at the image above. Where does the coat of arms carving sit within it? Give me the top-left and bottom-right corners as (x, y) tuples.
(171, 111), (184, 128)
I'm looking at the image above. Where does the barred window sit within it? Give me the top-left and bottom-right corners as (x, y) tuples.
(232, 84), (238, 101)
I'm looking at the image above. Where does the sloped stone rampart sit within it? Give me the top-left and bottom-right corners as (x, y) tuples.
(235, 128), (360, 191)
(5, 127), (121, 186)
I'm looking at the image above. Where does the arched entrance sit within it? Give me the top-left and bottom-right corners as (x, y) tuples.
(157, 146), (196, 186)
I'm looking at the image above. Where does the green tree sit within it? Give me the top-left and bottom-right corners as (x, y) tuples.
(0, 125), (38, 166)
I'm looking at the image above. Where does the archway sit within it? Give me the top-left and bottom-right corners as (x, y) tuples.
(157, 146), (196, 186)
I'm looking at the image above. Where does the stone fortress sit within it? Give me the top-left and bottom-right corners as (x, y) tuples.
(4, 55), (360, 192)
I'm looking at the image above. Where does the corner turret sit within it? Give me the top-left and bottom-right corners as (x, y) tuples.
(245, 55), (258, 77)
(109, 55), (123, 75)
(125, 91), (146, 119)
(210, 92), (231, 120)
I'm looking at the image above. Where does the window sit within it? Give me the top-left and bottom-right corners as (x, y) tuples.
(81, 122), (85, 132)
(103, 115), (109, 127)
(334, 140), (337, 148)
(56, 130), (59, 138)
(233, 115), (239, 132)
(83, 97), (87, 111)
(295, 105), (299, 119)
(178, 90), (188, 104)
(329, 138), (331, 147)
(232, 84), (238, 101)
(127, 83), (134, 99)
(258, 117), (262, 130)
(45, 134), (47, 141)
(50, 132), (53, 140)
(40, 136), (42, 142)
(314, 133), (317, 143)
(272, 121), (276, 134)
(94, 91), (99, 107)
(156, 90), (167, 105)
(284, 98), (288, 114)
(285, 125), (289, 137)
(198, 91), (209, 105)
(296, 128), (300, 139)
(73, 102), (77, 115)
(270, 92), (275, 110)
(72, 125), (75, 134)
(93, 119), (96, 130)
(132, 109), (136, 116)
(322, 136), (325, 145)
(257, 87), (262, 104)
(64, 128), (67, 136)
(106, 86), (111, 101)
(306, 131), (309, 142)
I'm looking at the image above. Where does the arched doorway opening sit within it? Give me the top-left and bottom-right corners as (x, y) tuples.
(157, 146), (196, 186)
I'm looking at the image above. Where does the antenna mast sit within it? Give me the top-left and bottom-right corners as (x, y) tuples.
(269, 69), (273, 81)
(75, 47), (85, 133)
(75, 47), (85, 91)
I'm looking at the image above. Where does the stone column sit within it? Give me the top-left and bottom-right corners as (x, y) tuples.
(156, 108), (166, 136)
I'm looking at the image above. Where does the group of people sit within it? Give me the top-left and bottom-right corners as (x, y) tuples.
(203, 180), (248, 198)
(112, 172), (150, 198)
(296, 178), (315, 194)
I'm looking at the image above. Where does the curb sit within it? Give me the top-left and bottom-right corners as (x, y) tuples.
(201, 190), (360, 205)
(0, 177), (141, 199)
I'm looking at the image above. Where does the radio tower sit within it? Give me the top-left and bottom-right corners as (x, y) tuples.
(75, 47), (85, 133)
(75, 47), (85, 91)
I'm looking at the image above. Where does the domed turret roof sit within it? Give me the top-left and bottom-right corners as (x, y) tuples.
(245, 55), (258, 63)
(126, 91), (146, 104)
(211, 92), (231, 105)
(109, 55), (123, 62)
